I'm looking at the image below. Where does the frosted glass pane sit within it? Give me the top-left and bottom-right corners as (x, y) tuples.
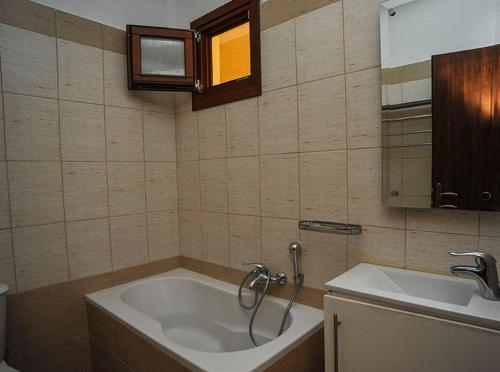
(141, 37), (185, 76)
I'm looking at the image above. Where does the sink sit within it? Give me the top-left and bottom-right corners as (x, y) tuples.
(326, 263), (500, 330)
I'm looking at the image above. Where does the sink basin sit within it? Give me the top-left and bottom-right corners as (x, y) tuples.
(326, 264), (500, 330)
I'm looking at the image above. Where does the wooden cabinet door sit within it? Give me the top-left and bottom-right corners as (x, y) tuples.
(324, 295), (500, 372)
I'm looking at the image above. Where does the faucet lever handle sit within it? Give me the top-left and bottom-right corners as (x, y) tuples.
(449, 251), (497, 267)
(242, 262), (267, 273)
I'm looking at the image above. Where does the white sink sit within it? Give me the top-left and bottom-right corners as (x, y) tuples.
(326, 264), (500, 330)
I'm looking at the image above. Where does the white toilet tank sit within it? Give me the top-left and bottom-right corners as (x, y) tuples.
(0, 284), (8, 362)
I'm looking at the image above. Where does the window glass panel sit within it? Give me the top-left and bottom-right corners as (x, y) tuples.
(141, 37), (185, 76)
(211, 22), (251, 86)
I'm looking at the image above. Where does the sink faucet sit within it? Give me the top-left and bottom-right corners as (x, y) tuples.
(449, 251), (500, 301)
(242, 263), (287, 289)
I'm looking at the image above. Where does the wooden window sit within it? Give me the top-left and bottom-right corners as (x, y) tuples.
(126, 0), (261, 111)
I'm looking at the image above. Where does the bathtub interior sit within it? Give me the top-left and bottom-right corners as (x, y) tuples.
(120, 277), (293, 352)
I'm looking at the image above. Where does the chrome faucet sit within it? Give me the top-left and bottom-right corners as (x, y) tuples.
(242, 263), (287, 289)
(449, 251), (500, 301)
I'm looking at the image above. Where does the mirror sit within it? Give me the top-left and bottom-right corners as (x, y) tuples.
(381, 0), (500, 211)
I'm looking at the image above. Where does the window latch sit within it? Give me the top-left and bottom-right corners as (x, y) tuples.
(195, 79), (204, 93)
(193, 31), (202, 43)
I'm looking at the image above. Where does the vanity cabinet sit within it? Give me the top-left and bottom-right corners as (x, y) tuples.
(324, 295), (500, 372)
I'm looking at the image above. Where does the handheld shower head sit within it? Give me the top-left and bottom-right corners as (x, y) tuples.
(289, 241), (303, 284)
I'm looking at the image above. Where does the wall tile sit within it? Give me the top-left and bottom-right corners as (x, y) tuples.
(175, 92), (192, 114)
(4, 94), (60, 161)
(406, 230), (478, 275)
(0, 162), (10, 229)
(145, 162), (177, 212)
(176, 111), (199, 161)
(0, 90), (5, 160)
(343, 0), (381, 73)
(143, 111), (176, 161)
(179, 210), (202, 259)
(202, 212), (229, 266)
(62, 162), (108, 221)
(199, 106), (226, 160)
(107, 162), (145, 216)
(103, 51), (141, 109)
(105, 106), (144, 161)
(227, 156), (260, 216)
(348, 148), (405, 228)
(295, 0), (339, 17)
(60, 101), (105, 161)
(55, 10), (102, 48)
(261, 0), (295, 30)
(298, 75), (346, 152)
(261, 217), (298, 274)
(57, 39), (104, 104)
(66, 218), (111, 279)
(296, 2), (344, 83)
(0, 24), (57, 98)
(177, 161), (200, 211)
(200, 159), (227, 213)
(480, 212), (500, 237)
(0, 230), (16, 293)
(12, 223), (68, 292)
(348, 226), (405, 269)
(0, 0), (56, 37)
(147, 211), (179, 261)
(261, 20), (296, 92)
(102, 25), (126, 55)
(260, 154), (299, 219)
(229, 214), (261, 270)
(110, 214), (148, 270)
(142, 91), (175, 114)
(258, 86), (298, 155)
(226, 98), (259, 157)
(300, 230), (347, 289)
(300, 151), (347, 221)
(346, 67), (382, 149)
(8, 162), (64, 227)
(407, 209), (479, 235)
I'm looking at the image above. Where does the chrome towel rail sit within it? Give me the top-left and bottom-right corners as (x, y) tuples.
(381, 114), (431, 122)
(298, 221), (362, 235)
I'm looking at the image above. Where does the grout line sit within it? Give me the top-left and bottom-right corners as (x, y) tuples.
(140, 95), (151, 263)
(255, 94), (264, 264)
(223, 104), (232, 267)
(195, 111), (203, 260)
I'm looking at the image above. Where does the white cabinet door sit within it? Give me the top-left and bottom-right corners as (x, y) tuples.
(324, 295), (500, 372)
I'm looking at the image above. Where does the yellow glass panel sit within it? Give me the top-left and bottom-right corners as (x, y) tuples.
(211, 22), (251, 86)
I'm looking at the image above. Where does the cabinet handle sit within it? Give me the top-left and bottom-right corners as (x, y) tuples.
(334, 313), (341, 372)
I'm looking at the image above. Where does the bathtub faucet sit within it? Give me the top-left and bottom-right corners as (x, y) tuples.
(242, 263), (287, 289)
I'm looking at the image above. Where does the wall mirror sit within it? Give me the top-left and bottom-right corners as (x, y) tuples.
(381, 0), (500, 211)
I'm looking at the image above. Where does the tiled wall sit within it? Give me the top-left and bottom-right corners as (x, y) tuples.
(0, 0), (179, 294)
(175, 0), (500, 290)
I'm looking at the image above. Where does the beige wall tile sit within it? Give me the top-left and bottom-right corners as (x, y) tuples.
(145, 162), (177, 212)
(261, 0), (295, 30)
(143, 112), (176, 162)
(102, 25), (126, 55)
(227, 156), (260, 216)
(298, 75), (346, 152)
(55, 10), (102, 48)
(258, 86), (298, 155)
(406, 209), (479, 235)
(60, 101), (105, 161)
(261, 20), (296, 92)
(175, 92), (192, 114)
(261, 217), (298, 274)
(57, 39), (104, 104)
(179, 210), (202, 259)
(62, 162), (108, 221)
(200, 159), (227, 213)
(295, 0), (339, 16)
(103, 51), (141, 109)
(0, 230), (16, 293)
(0, 162), (10, 229)
(343, 0), (381, 73)
(176, 111), (199, 161)
(143, 91), (175, 114)
(296, 2), (344, 83)
(4, 94), (60, 161)
(0, 24), (57, 98)
(261, 154), (299, 219)
(147, 211), (179, 261)
(66, 218), (111, 280)
(226, 98), (259, 157)
(348, 148), (405, 228)
(348, 226), (405, 269)
(12, 223), (68, 292)
(229, 214), (261, 270)
(300, 151), (347, 221)
(406, 230), (478, 275)
(110, 214), (148, 270)
(480, 212), (500, 237)
(8, 162), (64, 227)
(105, 106), (144, 161)
(478, 237), (500, 273)
(0, 0), (56, 37)
(0, 93), (5, 161)
(177, 161), (200, 211)
(300, 230), (347, 289)
(346, 67), (382, 149)
(199, 106), (226, 160)
(202, 212), (229, 266)
(107, 162), (145, 216)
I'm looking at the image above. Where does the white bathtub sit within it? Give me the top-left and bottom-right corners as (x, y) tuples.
(86, 268), (323, 372)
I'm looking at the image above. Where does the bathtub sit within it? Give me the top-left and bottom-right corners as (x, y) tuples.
(86, 268), (324, 372)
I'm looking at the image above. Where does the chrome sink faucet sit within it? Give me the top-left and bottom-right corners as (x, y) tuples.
(242, 263), (287, 289)
(449, 251), (500, 301)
